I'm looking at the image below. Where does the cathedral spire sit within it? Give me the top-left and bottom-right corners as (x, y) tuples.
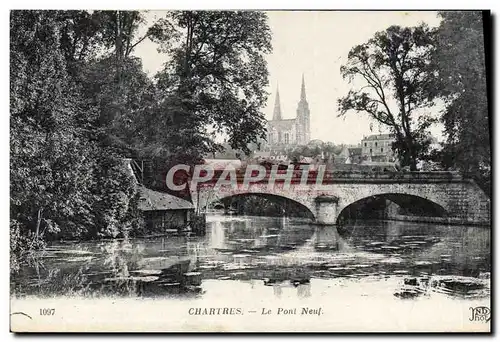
(273, 86), (282, 121)
(300, 74), (307, 101)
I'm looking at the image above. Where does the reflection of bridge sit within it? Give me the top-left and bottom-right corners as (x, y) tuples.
(191, 170), (490, 226)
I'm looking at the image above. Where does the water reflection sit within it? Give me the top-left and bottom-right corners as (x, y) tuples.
(11, 215), (490, 301)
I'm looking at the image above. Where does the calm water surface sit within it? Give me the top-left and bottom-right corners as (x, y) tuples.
(11, 215), (491, 301)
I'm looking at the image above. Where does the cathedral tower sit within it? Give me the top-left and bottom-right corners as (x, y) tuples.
(296, 74), (311, 145)
(272, 86), (282, 121)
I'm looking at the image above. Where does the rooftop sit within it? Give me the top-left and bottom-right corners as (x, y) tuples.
(137, 186), (194, 211)
(363, 133), (395, 141)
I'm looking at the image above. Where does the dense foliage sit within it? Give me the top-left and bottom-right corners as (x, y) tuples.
(10, 10), (272, 267)
(432, 11), (490, 195)
(10, 11), (142, 258)
(338, 14), (491, 190)
(338, 24), (438, 171)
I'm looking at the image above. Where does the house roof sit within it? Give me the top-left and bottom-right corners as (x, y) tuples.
(362, 133), (395, 141)
(137, 187), (194, 211)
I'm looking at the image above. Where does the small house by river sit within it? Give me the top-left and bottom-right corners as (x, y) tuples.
(137, 187), (195, 233)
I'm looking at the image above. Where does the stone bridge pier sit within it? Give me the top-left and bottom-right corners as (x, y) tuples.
(313, 196), (340, 225)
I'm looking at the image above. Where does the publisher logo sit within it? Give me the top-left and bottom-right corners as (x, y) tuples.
(469, 306), (490, 323)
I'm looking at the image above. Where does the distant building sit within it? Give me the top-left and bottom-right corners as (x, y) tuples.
(361, 133), (396, 163)
(264, 75), (311, 148)
(335, 146), (350, 164)
(346, 147), (362, 164)
(335, 145), (362, 164)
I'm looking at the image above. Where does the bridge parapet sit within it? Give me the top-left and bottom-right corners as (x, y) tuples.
(311, 171), (464, 182)
(194, 170), (465, 190)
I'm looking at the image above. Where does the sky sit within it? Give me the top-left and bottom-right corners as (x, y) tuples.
(134, 11), (443, 145)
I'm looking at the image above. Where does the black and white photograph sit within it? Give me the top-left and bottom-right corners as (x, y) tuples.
(8, 9), (491, 332)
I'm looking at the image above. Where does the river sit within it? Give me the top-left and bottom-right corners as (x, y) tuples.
(10, 215), (491, 332)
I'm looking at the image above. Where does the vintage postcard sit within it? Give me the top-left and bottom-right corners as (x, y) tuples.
(9, 10), (491, 333)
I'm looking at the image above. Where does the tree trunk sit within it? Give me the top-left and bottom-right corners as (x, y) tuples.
(409, 158), (417, 171)
(115, 11), (123, 62)
(408, 143), (418, 171)
(402, 133), (418, 171)
(35, 208), (43, 239)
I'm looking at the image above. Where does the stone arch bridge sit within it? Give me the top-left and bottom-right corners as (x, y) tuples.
(190, 171), (490, 226)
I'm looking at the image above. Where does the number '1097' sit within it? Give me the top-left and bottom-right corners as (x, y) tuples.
(40, 308), (55, 315)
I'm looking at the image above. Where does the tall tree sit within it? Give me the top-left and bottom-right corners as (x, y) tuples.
(338, 25), (437, 170)
(150, 11), (272, 163)
(10, 11), (95, 241)
(57, 10), (159, 64)
(61, 11), (157, 236)
(433, 11), (490, 195)
(10, 10), (145, 246)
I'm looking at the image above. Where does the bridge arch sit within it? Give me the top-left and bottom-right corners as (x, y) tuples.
(336, 193), (448, 225)
(207, 192), (316, 220)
